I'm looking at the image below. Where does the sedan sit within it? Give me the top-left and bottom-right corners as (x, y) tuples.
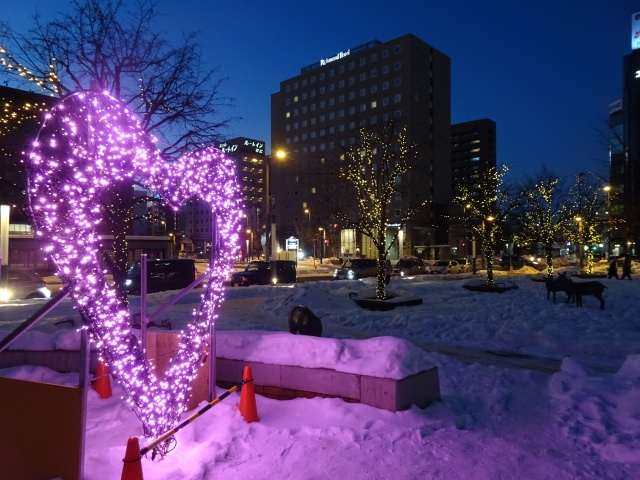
(0, 270), (52, 302)
(425, 260), (461, 274)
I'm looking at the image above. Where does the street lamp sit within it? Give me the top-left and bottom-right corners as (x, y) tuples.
(319, 227), (326, 264)
(575, 215), (583, 269)
(246, 229), (253, 260)
(481, 216), (495, 271)
(266, 149), (286, 262)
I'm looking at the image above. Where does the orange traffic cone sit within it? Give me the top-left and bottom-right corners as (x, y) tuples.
(239, 365), (259, 423)
(93, 360), (112, 399)
(121, 436), (144, 480)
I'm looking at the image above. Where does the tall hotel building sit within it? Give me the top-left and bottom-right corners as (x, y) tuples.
(608, 13), (640, 255)
(450, 118), (497, 256)
(270, 34), (451, 260)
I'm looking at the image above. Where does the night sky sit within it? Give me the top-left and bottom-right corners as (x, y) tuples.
(2, 1), (634, 181)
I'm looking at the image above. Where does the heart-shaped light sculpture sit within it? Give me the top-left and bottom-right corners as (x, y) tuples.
(28, 91), (241, 455)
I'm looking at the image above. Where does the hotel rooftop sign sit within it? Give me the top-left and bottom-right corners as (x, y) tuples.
(632, 12), (640, 50)
(301, 40), (380, 73)
(320, 49), (350, 66)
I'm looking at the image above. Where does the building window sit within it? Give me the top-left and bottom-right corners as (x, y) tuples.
(394, 61), (401, 70)
(370, 53), (377, 62)
(394, 93), (401, 103)
(371, 69), (377, 78)
(382, 49), (389, 58)
(394, 45), (401, 54)
(370, 85), (377, 94)
(394, 77), (402, 86)
(360, 73), (366, 81)
(382, 65), (389, 75)
(371, 100), (377, 109)
(359, 57), (366, 66)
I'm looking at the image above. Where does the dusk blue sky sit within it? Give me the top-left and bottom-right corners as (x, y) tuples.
(2, 1), (635, 180)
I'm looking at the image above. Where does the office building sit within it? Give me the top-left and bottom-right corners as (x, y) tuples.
(271, 33), (451, 260)
(608, 13), (640, 255)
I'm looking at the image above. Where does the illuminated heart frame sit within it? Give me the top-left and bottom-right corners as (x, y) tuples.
(28, 91), (241, 452)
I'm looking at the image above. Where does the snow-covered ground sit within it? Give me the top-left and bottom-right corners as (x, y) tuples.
(1, 259), (639, 479)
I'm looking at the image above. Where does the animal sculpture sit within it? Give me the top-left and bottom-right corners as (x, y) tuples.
(545, 272), (571, 302)
(558, 276), (607, 310)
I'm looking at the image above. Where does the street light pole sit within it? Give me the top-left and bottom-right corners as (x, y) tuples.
(266, 150), (286, 260)
(319, 227), (326, 264)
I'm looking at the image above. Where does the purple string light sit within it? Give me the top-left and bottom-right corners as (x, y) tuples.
(28, 91), (241, 454)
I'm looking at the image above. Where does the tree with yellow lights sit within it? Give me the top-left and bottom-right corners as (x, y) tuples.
(327, 122), (428, 300)
(564, 172), (610, 275)
(515, 169), (568, 277)
(452, 165), (517, 287)
(1, 0), (233, 293)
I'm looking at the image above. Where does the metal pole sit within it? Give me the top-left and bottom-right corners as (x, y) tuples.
(78, 328), (89, 480)
(208, 212), (217, 401)
(140, 253), (147, 352)
(0, 288), (70, 353)
(0, 205), (9, 284)
(472, 235), (477, 274)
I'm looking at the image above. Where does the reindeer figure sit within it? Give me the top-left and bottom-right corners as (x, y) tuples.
(545, 272), (571, 302)
(558, 276), (607, 310)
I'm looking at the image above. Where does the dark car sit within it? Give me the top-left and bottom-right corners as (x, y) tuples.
(333, 258), (378, 280)
(230, 260), (297, 286)
(0, 269), (51, 302)
(123, 259), (197, 294)
(393, 257), (425, 277)
(499, 255), (525, 270)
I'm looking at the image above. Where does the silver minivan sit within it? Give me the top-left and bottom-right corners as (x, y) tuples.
(333, 258), (378, 280)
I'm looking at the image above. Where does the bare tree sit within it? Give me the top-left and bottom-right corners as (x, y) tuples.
(1, 0), (234, 291)
(322, 122), (428, 300)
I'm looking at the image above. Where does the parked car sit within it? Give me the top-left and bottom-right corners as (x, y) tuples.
(455, 258), (472, 273)
(333, 258), (378, 280)
(123, 259), (197, 294)
(393, 257), (425, 277)
(230, 260), (297, 286)
(0, 269), (51, 302)
(498, 255), (525, 270)
(425, 260), (462, 274)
